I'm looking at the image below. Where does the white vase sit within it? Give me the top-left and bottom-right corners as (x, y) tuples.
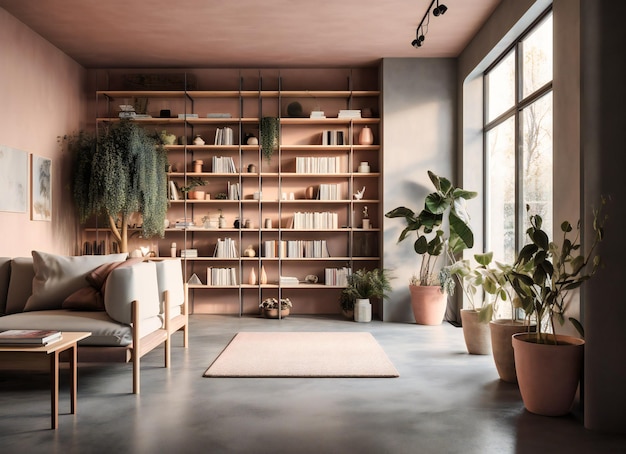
(354, 298), (372, 323)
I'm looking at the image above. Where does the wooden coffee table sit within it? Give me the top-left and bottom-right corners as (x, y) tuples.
(0, 331), (91, 429)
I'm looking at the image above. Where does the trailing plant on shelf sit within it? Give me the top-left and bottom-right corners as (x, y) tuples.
(260, 116), (279, 163)
(65, 119), (168, 253)
(506, 198), (608, 343)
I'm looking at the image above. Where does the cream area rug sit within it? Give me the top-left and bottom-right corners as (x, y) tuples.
(204, 332), (399, 378)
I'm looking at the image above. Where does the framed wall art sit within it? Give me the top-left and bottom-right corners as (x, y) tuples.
(0, 145), (28, 213)
(31, 154), (52, 221)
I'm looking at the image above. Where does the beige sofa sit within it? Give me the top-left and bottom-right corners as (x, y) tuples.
(0, 251), (188, 394)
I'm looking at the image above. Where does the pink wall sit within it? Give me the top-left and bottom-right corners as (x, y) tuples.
(0, 8), (86, 258)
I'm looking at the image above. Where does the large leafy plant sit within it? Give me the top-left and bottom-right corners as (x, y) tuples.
(67, 120), (168, 252)
(506, 199), (608, 343)
(385, 171), (477, 287)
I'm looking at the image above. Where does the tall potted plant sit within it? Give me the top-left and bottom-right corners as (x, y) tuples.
(341, 268), (393, 323)
(506, 199), (607, 416)
(385, 171), (477, 325)
(67, 120), (169, 253)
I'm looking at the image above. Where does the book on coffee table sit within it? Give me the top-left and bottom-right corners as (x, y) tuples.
(0, 329), (62, 345)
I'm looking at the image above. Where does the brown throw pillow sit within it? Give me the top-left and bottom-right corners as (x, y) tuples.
(62, 257), (144, 311)
(62, 286), (105, 311)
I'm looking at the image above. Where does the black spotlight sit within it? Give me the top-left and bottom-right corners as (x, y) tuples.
(411, 29), (425, 48)
(433, 2), (447, 16)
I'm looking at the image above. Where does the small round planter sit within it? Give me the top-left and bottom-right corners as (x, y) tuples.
(262, 308), (290, 319)
(460, 309), (491, 355)
(512, 332), (584, 416)
(409, 285), (446, 325)
(354, 298), (372, 323)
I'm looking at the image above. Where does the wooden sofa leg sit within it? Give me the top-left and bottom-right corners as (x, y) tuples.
(132, 300), (140, 394)
(164, 290), (171, 369)
(183, 283), (189, 348)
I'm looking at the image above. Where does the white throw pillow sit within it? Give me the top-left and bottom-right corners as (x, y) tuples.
(23, 251), (128, 312)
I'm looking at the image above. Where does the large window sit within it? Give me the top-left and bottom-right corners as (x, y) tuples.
(484, 10), (553, 316)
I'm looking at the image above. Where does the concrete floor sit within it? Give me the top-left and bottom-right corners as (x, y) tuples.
(1, 315), (625, 454)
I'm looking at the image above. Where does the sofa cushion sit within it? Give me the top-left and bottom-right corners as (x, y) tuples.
(105, 261), (160, 325)
(62, 257), (144, 311)
(5, 257), (35, 314)
(23, 251), (128, 312)
(0, 309), (134, 346)
(153, 259), (185, 314)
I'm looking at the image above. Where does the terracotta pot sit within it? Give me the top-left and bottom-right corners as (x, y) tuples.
(409, 285), (446, 325)
(460, 309), (491, 355)
(489, 319), (535, 383)
(512, 333), (584, 416)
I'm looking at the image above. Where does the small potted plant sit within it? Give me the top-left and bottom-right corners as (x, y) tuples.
(259, 297), (292, 318)
(340, 268), (393, 322)
(445, 252), (534, 373)
(506, 198), (608, 416)
(385, 171), (477, 325)
(179, 177), (208, 200)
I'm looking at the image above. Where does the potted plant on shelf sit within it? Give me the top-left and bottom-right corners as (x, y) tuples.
(506, 199), (608, 416)
(66, 120), (168, 253)
(385, 171), (477, 325)
(340, 268), (393, 323)
(179, 177), (208, 200)
(259, 297), (292, 319)
(260, 116), (279, 163)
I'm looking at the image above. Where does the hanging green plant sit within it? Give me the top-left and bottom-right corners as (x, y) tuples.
(260, 116), (279, 163)
(66, 119), (168, 253)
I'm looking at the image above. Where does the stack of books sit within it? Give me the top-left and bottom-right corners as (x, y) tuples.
(214, 127), (234, 145)
(310, 111), (326, 119)
(0, 329), (62, 346)
(214, 238), (238, 258)
(325, 267), (352, 286)
(180, 249), (198, 258)
(279, 276), (299, 286)
(212, 156), (237, 173)
(337, 109), (361, 118)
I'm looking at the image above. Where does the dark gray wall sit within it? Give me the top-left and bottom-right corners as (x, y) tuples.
(456, 0), (625, 434)
(581, 0), (626, 434)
